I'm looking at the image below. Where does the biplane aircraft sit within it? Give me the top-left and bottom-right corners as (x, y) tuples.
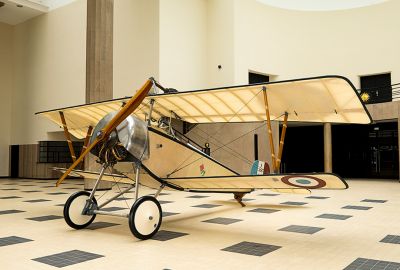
(36, 75), (372, 240)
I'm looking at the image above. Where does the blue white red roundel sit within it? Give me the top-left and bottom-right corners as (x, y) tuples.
(281, 175), (326, 189)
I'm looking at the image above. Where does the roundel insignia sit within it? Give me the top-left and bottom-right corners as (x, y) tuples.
(281, 175), (326, 189)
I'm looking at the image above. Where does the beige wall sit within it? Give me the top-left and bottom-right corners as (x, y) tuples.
(233, 0), (400, 87)
(206, 0), (235, 88)
(0, 22), (13, 176)
(113, 0), (159, 98)
(159, 0), (208, 91)
(11, 0), (86, 146)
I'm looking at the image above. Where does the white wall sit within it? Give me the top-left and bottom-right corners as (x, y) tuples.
(206, 0), (235, 88)
(11, 0), (86, 145)
(113, 0), (159, 98)
(233, 0), (400, 87)
(159, 0), (208, 91)
(0, 23), (13, 176)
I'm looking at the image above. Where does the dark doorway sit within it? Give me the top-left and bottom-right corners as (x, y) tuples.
(249, 72), (269, 84)
(281, 125), (324, 173)
(332, 122), (398, 179)
(10, 145), (19, 178)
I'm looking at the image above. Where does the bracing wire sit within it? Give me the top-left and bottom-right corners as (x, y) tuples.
(166, 88), (264, 176)
(168, 113), (285, 176)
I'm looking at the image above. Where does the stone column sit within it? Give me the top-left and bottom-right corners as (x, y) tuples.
(86, 0), (114, 103)
(85, 0), (114, 190)
(324, 123), (333, 173)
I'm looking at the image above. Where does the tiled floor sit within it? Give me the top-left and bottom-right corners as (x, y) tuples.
(0, 178), (399, 269)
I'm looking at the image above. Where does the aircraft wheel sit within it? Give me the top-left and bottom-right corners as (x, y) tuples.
(129, 196), (162, 240)
(63, 191), (97, 229)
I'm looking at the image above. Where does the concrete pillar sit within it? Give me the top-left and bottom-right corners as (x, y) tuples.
(324, 123), (332, 173)
(86, 0), (114, 103)
(85, 0), (114, 190)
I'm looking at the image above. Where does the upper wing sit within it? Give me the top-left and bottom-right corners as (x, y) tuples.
(150, 76), (371, 124)
(36, 75), (371, 139)
(163, 173), (348, 191)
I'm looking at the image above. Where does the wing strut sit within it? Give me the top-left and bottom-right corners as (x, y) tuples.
(59, 111), (77, 162)
(276, 112), (288, 171)
(55, 78), (154, 186)
(79, 126), (93, 169)
(262, 87), (277, 172)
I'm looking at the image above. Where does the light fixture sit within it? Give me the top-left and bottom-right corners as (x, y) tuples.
(17, 4), (23, 8)
(0, 1), (4, 8)
(360, 92), (370, 102)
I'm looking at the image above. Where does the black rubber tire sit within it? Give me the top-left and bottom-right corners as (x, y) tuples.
(129, 196), (162, 240)
(63, 191), (97, 230)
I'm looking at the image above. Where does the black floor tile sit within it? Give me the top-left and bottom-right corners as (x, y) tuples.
(159, 200), (173, 205)
(278, 225), (324, 234)
(230, 198), (255, 202)
(162, 212), (179, 217)
(101, 207), (127, 212)
(342, 205), (372, 210)
(87, 222), (120, 230)
(192, 204), (221, 208)
(114, 197), (132, 201)
(222, 241), (281, 256)
(344, 257), (400, 270)
(27, 215), (63, 222)
(186, 195), (210, 199)
(22, 190), (41, 193)
(24, 199), (51, 203)
(380, 235), (400, 245)
(280, 201), (307, 206)
(202, 217), (242, 225)
(258, 193), (280, 196)
(152, 230), (188, 241)
(247, 208), (280, 214)
(316, 214), (352, 220)
(0, 196), (21, 199)
(0, 209), (25, 215)
(361, 199), (387, 203)
(151, 193), (170, 196)
(306, 196), (329, 199)
(1, 188), (19, 190)
(32, 249), (104, 268)
(0, 236), (33, 247)
(47, 192), (68, 195)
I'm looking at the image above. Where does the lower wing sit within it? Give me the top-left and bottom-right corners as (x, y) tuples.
(163, 173), (347, 192)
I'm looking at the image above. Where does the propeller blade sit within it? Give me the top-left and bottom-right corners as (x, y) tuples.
(55, 79), (154, 186)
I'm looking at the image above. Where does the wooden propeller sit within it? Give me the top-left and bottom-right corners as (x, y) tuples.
(56, 79), (154, 186)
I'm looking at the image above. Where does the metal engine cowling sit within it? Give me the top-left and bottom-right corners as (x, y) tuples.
(90, 111), (149, 163)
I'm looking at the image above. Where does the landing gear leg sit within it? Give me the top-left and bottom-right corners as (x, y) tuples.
(128, 162), (162, 239)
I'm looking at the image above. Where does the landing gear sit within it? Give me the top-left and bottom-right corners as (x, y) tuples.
(128, 196), (162, 240)
(62, 162), (163, 240)
(234, 192), (246, 207)
(63, 191), (97, 229)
